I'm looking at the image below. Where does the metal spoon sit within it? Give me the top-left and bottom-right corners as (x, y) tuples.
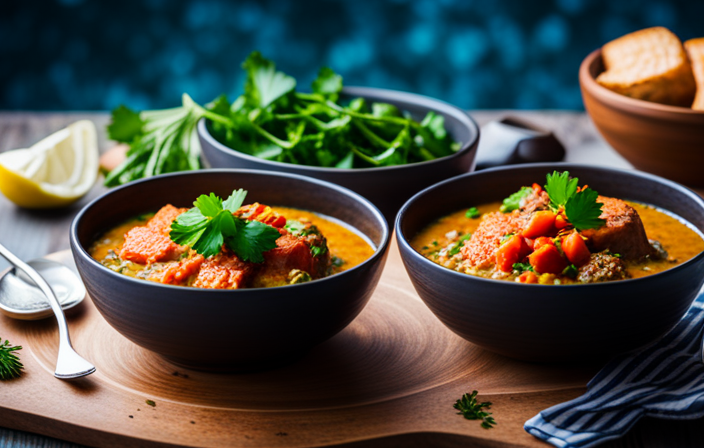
(0, 243), (95, 379)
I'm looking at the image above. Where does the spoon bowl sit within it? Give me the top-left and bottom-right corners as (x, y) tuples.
(0, 258), (86, 320)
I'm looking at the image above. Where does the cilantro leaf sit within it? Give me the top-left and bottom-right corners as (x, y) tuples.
(194, 193), (223, 218)
(192, 212), (230, 258)
(499, 187), (533, 213)
(170, 190), (280, 262)
(545, 171), (579, 210)
(107, 105), (145, 143)
(226, 220), (280, 263)
(466, 207), (480, 219)
(311, 67), (343, 101)
(222, 188), (247, 213)
(242, 51), (296, 109)
(448, 233), (472, 256)
(565, 188), (606, 230)
(310, 245), (327, 257)
(512, 262), (534, 273)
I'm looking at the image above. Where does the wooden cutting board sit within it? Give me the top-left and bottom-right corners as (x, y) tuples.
(0, 242), (601, 448)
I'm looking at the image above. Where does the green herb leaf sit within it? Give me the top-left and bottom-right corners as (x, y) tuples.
(562, 264), (578, 279)
(500, 186), (533, 213)
(545, 171), (579, 210)
(0, 339), (23, 380)
(454, 391), (496, 429)
(243, 51), (296, 109)
(564, 188), (606, 231)
(226, 219), (281, 263)
(466, 207), (481, 219)
(170, 190), (280, 262)
(310, 245), (327, 257)
(311, 67), (343, 101)
(448, 233), (472, 256)
(222, 188), (247, 213)
(107, 105), (145, 143)
(513, 262), (534, 273)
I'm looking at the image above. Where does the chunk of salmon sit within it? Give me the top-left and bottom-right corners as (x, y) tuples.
(158, 253), (205, 285)
(120, 205), (188, 265)
(581, 196), (654, 260)
(192, 250), (255, 289)
(460, 211), (527, 269)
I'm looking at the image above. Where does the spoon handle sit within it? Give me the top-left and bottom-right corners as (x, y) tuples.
(0, 243), (95, 379)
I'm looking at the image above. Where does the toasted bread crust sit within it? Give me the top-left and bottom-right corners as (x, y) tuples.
(596, 27), (696, 106)
(685, 38), (704, 110)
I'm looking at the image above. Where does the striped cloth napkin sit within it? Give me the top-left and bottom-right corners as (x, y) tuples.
(525, 289), (704, 448)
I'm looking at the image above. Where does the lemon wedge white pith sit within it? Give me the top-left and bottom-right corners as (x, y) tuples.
(0, 120), (99, 208)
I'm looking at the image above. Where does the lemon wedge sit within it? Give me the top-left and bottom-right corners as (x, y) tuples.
(0, 120), (99, 208)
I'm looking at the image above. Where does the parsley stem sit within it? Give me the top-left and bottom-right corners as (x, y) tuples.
(251, 122), (294, 149)
(352, 119), (392, 148)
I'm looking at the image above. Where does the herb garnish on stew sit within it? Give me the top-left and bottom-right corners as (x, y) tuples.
(169, 189), (280, 262)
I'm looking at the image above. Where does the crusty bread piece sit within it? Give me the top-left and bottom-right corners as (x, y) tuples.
(596, 27), (696, 106)
(684, 38), (704, 110)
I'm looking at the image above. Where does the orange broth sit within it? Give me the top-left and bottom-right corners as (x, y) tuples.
(412, 201), (704, 284)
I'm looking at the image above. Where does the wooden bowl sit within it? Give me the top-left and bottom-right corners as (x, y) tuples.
(70, 170), (390, 371)
(396, 163), (704, 362)
(579, 49), (704, 187)
(198, 86), (480, 223)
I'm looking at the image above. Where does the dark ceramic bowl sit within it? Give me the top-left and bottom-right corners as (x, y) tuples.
(70, 170), (390, 371)
(580, 49), (704, 187)
(396, 163), (704, 362)
(198, 86), (479, 223)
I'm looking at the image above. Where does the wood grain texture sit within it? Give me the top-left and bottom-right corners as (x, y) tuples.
(0, 112), (703, 448)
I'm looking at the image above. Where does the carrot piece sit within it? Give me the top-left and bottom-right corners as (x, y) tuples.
(518, 271), (538, 284)
(555, 214), (570, 230)
(533, 236), (554, 251)
(495, 235), (531, 273)
(522, 211), (557, 239)
(532, 183), (543, 194)
(561, 232), (591, 266)
(528, 244), (567, 274)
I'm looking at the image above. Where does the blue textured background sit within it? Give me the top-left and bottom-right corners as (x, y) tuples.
(2, 0), (701, 111)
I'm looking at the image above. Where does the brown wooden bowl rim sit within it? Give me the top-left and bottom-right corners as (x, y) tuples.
(579, 48), (704, 121)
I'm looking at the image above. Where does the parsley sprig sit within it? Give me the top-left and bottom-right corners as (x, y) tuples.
(544, 171), (605, 231)
(169, 189), (280, 262)
(0, 339), (23, 380)
(454, 391), (496, 429)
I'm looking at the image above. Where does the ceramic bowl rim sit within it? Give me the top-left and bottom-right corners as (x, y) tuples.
(71, 168), (390, 295)
(396, 162), (704, 290)
(197, 85), (480, 174)
(579, 48), (704, 118)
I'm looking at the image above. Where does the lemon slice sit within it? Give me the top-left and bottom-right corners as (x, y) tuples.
(0, 120), (99, 208)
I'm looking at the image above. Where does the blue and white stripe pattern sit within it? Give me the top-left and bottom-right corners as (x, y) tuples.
(525, 290), (704, 448)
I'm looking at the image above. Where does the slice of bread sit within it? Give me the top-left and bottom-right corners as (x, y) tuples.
(684, 38), (704, 110)
(596, 27), (696, 107)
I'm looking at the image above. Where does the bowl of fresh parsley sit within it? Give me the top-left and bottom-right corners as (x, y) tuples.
(70, 169), (390, 371)
(197, 52), (479, 223)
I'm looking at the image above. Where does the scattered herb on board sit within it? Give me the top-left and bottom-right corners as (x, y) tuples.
(169, 189), (280, 261)
(104, 51), (459, 186)
(544, 171), (605, 231)
(465, 207), (481, 219)
(0, 339), (23, 380)
(146, 399), (156, 407)
(454, 391), (496, 429)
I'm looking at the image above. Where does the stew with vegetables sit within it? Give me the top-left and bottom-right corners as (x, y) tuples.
(412, 171), (704, 285)
(90, 189), (374, 289)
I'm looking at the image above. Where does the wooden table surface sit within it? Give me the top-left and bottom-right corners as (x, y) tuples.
(0, 111), (703, 448)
